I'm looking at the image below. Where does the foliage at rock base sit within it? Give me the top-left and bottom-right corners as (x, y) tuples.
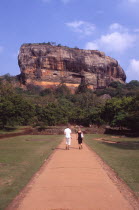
(0, 79), (139, 132)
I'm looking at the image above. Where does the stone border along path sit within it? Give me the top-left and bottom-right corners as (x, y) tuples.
(7, 134), (139, 210)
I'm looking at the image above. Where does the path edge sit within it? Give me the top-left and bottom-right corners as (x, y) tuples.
(85, 142), (139, 210)
(6, 139), (64, 210)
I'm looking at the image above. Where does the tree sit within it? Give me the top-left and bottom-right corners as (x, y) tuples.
(75, 79), (90, 94)
(57, 44), (62, 47)
(55, 83), (70, 97)
(0, 98), (15, 128)
(126, 80), (139, 90)
(125, 95), (139, 131)
(111, 111), (127, 129)
(109, 81), (125, 89)
(89, 107), (104, 126)
(40, 88), (52, 96)
(102, 97), (133, 128)
(74, 46), (79, 49)
(0, 82), (35, 128)
(11, 95), (35, 125)
(3, 73), (12, 83)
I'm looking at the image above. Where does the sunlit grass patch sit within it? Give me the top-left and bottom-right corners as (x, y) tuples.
(85, 134), (139, 195)
(0, 135), (62, 210)
(91, 133), (139, 142)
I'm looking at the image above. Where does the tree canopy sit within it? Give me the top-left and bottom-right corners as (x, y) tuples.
(0, 79), (139, 131)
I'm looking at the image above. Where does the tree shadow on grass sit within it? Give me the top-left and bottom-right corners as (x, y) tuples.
(101, 141), (139, 150)
(105, 128), (139, 137)
(2, 126), (17, 132)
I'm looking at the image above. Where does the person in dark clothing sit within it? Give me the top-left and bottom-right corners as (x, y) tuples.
(77, 128), (84, 149)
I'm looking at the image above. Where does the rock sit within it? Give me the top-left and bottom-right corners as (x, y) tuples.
(18, 43), (126, 90)
(100, 94), (112, 100)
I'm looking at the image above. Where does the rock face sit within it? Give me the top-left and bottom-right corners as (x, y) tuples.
(18, 43), (126, 90)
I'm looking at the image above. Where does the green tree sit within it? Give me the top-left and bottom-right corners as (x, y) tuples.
(125, 95), (139, 131)
(109, 81), (125, 89)
(40, 88), (52, 96)
(102, 97), (132, 128)
(75, 79), (90, 94)
(0, 82), (35, 128)
(126, 80), (139, 90)
(55, 83), (71, 97)
(89, 107), (104, 126)
(0, 98), (15, 128)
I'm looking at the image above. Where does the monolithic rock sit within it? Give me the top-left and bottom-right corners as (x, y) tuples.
(18, 43), (126, 90)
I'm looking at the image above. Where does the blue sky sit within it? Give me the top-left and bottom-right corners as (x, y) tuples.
(0, 0), (139, 82)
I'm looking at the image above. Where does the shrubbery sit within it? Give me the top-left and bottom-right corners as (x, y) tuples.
(0, 80), (139, 131)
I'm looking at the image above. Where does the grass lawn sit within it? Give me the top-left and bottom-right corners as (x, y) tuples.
(0, 135), (63, 210)
(85, 134), (139, 196)
(89, 133), (139, 142)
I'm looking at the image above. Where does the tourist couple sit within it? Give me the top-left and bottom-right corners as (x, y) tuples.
(64, 125), (84, 150)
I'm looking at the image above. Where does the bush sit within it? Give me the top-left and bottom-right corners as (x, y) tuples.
(40, 88), (52, 96)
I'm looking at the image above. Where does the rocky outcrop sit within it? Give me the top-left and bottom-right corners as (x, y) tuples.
(18, 43), (126, 90)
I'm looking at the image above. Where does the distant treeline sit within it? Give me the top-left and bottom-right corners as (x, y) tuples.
(0, 75), (139, 131)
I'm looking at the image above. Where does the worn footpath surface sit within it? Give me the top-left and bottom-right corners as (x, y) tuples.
(8, 134), (139, 210)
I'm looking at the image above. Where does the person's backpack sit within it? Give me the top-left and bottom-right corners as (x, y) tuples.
(81, 133), (84, 138)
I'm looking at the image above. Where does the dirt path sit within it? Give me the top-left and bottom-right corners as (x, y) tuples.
(8, 134), (139, 210)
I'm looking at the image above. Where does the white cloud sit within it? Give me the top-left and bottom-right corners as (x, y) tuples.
(126, 59), (139, 80)
(85, 42), (98, 50)
(85, 32), (136, 53)
(134, 28), (139, 33)
(100, 32), (135, 52)
(66, 21), (96, 36)
(109, 23), (139, 34)
(128, 59), (139, 75)
(109, 23), (128, 32)
(0, 46), (4, 53)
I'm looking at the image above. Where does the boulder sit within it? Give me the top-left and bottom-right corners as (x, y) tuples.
(18, 43), (126, 90)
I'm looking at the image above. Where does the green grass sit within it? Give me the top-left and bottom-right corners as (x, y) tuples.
(85, 134), (139, 196)
(91, 133), (139, 142)
(0, 135), (63, 210)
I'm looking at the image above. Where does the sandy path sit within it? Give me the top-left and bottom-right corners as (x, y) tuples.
(8, 134), (138, 210)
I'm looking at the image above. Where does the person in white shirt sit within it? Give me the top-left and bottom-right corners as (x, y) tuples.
(64, 125), (72, 150)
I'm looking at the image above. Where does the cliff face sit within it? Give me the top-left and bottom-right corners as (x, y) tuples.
(18, 44), (126, 90)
